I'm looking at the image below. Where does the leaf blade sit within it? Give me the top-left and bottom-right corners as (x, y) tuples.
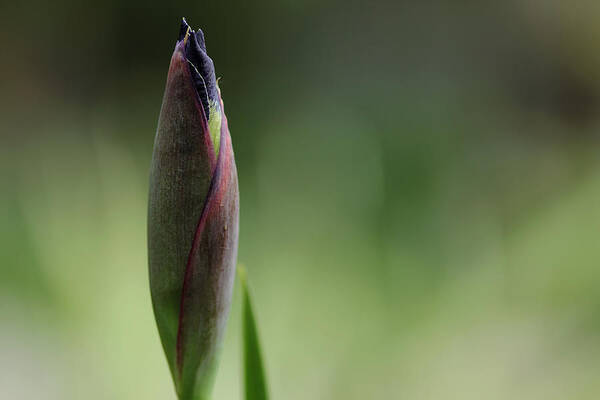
(239, 267), (269, 400)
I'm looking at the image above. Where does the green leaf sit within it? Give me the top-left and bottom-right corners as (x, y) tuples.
(239, 267), (269, 400)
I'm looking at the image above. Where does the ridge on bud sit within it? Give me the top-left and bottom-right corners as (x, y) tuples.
(148, 17), (239, 400)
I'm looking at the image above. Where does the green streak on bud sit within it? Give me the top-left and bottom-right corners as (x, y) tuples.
(208, 99), (222, 158)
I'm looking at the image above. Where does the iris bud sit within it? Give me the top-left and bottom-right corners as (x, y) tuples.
(148, 18), (239, 400)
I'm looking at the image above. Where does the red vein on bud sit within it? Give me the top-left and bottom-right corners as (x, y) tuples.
(175, 107), (231, 375)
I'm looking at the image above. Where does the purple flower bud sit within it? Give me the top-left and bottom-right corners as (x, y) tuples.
(148, 18), (239, 400)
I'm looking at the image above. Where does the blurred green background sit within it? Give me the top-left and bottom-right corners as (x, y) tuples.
(2, 1), (600, 399)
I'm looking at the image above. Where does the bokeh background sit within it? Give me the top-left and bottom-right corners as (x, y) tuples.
(2, 1), (600, 399)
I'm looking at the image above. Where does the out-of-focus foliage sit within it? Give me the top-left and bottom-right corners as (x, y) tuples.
(2, 1), (600, 399)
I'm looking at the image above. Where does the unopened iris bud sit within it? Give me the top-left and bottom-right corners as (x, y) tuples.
(148, 18), (239, 400)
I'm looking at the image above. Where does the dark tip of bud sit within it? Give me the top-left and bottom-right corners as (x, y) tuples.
(179, 19), (219, 121)
(194, 29), (207, 52)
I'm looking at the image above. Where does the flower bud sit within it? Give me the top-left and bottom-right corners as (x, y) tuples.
(148, 18), (239, 400)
